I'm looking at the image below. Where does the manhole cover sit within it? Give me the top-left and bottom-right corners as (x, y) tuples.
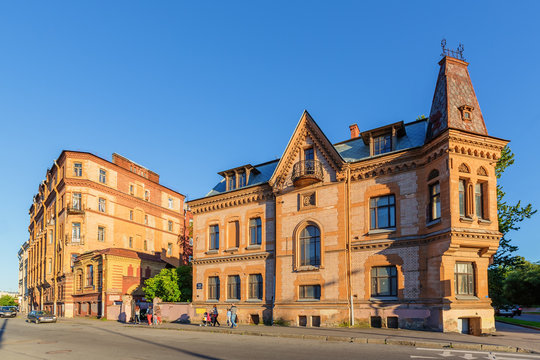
(46, 350), (72, 354)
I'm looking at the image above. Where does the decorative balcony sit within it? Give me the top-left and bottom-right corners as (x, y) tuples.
(292, 160), (324, 187)
(67, 204), (85, 215)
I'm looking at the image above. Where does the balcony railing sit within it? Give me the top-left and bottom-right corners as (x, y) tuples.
(67, 204), (85, 215)
(291, 160), (324, 187)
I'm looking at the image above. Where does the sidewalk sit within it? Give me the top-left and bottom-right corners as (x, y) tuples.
(125, 320), (540, 354)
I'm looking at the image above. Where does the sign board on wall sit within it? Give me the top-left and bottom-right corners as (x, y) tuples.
(196, 283), (203, 290)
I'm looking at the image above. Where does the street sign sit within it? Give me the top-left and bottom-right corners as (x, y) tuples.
(196, 282), (203, 289)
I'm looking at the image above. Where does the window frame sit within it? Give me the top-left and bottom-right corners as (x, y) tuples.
(208, 276), (220, 301)
(429, 181), (441, 221)
(248, 274), (263, 300)
(209, 224), (219, 250)
(299, 284), (321, 300)
(455, 262), (475, 296)
(167, 243), (173, 256)
(475, 182), (485, 219)
(72, 193), (82, 210)
(249, 217), (262, 246)
(227, 275), (241, 301)
(459, 179), (467, 217)
(369, 195), (396, 230)
(371, 266), (398, 297)
(98, 198), (106, 213)
(373, 134), (392, 155)
(86, 265), (94, 287)
(72, 222), (81, 242)
(99, 169), (107, 184)
(74, 162), (82, 177)
(97, 226), (105, 242)
(168, 220), (173, 232)
(299, 225), (321, 267)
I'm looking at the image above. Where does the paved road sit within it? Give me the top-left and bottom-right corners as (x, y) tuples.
(0, 317), (538, 360)
(516, 314), (540, 322)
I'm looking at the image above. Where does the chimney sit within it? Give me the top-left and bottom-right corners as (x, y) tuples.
(349, 124), (360, 139)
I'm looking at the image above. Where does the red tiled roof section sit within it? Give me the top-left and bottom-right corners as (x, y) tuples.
(426, 56), (488, 141)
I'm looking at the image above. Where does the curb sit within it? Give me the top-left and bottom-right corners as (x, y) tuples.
(125, 324), (536, 354)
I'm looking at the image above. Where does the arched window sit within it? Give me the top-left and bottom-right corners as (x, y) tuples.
(299, 225), (320, 267)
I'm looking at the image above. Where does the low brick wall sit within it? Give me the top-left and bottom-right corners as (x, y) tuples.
(157, 302), (195, 323)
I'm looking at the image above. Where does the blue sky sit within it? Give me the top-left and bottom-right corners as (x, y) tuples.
(0, 1), (538, 292)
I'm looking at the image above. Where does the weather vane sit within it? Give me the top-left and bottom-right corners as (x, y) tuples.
(441, 38), (465, 60)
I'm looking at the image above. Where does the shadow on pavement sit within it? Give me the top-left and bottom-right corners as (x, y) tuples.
(90, 323), (223, 360)
(0, 319), (8, 349)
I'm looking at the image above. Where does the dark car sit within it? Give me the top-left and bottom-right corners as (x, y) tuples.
(511, 305), (523, 316)
(0, 306), (17, 318)
(495, 306), (514, 317)
(27, 310), (57, 324)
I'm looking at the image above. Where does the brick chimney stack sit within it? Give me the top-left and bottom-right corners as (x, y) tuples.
(349, 124), (360, 139)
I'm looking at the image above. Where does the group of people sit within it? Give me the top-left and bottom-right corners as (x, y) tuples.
(202, 304), (237, 328)
(133, 304), (162, 326)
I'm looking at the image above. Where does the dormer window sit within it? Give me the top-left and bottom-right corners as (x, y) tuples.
(373, 134), (392, 155)
(228, 175), (236, 191)
(238, 172), (246, 188)
(220, 164), (260, 191)
(459, 105), (474, 122)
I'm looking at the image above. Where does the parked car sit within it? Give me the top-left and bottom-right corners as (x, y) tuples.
(495, 306), (514, 317)
(512, 305), (523, 316)
(0, 306), (17, 318)
(27, 310), (57, 324)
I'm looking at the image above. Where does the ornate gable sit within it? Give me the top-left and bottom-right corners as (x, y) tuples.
(269, 110), (343, 190)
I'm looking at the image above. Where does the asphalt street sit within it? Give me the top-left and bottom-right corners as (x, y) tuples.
(0, 317), (539, 360)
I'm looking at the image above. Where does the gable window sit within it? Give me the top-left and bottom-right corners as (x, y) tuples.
(99, 169), (107, 184)
(98, 198), (106, 213)
(429, 182), (441, 221)
(167, 243), (173, 256)
(228, 175), (236, 191)
(455, 262), (475, 296)
(86, 265), (94, 287)
(248, 274), (263, 300)
(209, 225), (219, 250)
(72, 193), (82, 210)
(208, 276), (220, 300)
(168, 198), (174, 209)
(227, 275), (241, 300)
(475, 183), (485, 219)
(370, 195), (396, 229)
(371, 266), (397, 297)
(228, 220), (239, 248)
(299, 225), (320, 267)
(72, 222), (81, 242)
(459, 179), (467, 217)
(74, 163), (82, 177)
(373, 134), (392, 155)
(97, 226), (105, 242)
(299, 285), (321, 300)
(168, 220), (173, 232)
(249, 217), (262, 245)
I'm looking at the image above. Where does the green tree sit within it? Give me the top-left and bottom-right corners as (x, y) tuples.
(493, 146), (537, 268)
(176, 265), (193, 302)
(503, 261), (540, 306)
(0, 295), (17, 306)
(143, 268), (181, 302)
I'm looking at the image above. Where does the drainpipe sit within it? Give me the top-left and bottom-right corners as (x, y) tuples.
(346, 165), (354, 327)
(53, 160), (59, 316)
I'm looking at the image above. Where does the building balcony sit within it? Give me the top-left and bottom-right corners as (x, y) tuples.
(292, 160), (324, 187)
(67, 204), (85, 215)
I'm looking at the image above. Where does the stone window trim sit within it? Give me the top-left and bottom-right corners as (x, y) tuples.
(454, 262), (476, 297)
(458, 177), (474, 218)
(293, 220), (323, 270)
(426, 218), (442, 228)
(245, 244), (261, 251)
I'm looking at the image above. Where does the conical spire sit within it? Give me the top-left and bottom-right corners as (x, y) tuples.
(426, 56), (488, 142)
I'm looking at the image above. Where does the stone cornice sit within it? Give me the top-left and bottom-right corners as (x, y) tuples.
(189, 185), (274, 215)
(192, 251), (272, 265)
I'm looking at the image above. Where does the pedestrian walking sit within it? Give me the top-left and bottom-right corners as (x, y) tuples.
(155, 305), (162, 325)
(226, 307), (231, 327)
(201, 312), (209, 326)
(147, 305), (153, 326)
(211, 305), (220, 326)
(230, 304), (237, 328)
(134, 305), (141, 324)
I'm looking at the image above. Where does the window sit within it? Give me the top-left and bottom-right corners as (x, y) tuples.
(143, 240), (148, 251)
(47, 258), (52, 274)
(74, 163), (82, 177)
(72, 193), (82, 210)
(144, 215), (148, 225)
(299, 285), (321, 300)
(97, 226), (105, 242)
(373, 134), (392, 155)
(129, 210), (133, 221)
(459, 179), (467, 217)
(429, 182), (441, 221)
(208, 276), (220, 300)
(371, 266), (397, 297)
(475, 183), (485, 219)
(299, 225), (320, 267)
(168, 220), (173, 232)
(129, 185), (134, 195)
(129, 237), (133, 248)
(228, 220), (239, 248)
(99, 169), (106, 184)
(97, 270), (103, 289)
(167, 243), (172, 256)
(145, 190), (150, 201)
(86, 265), (93, 287)
(370, 195), (396, 229)
(189, 238), (193, 246)
(238, 172), (246, 188)
(48, 230), (53, 245)
(77, 273), (82, 290)
(455, 262), (475, 296)
(227, 275), (241, 300)
(304, 147), (314, 161)
(168, 198), (173, 209)
(249, 218), (262, 245)
(248, 274), (263, 300)
(209, 225), (219, 250)
(98, 198), (106, 213)
(228, 175), (236, 191)
(72, 222), (81, 242)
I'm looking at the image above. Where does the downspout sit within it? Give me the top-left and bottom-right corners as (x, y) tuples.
(346, 165), (354, 327)
(53, 160), (59, 316)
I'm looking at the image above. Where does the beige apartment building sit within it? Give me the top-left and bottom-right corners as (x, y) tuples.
(26, 151), (185, 317)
